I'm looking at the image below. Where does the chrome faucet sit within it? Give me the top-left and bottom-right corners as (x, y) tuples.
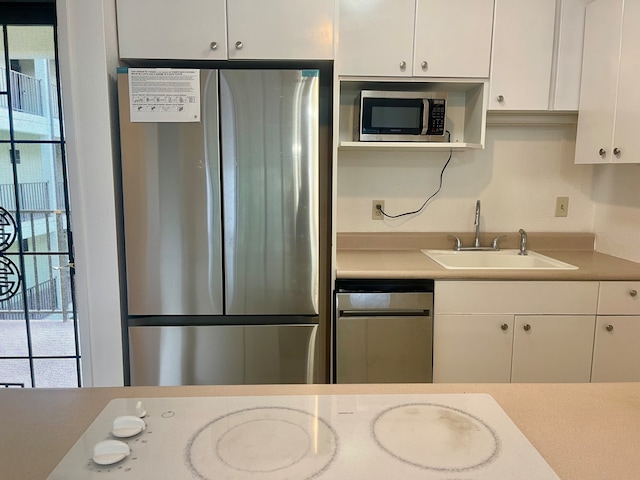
(518, 228), (528, 256)
(474, 200), (481, 248)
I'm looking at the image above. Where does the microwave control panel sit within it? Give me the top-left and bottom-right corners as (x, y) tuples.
(427, 99), (446, 136)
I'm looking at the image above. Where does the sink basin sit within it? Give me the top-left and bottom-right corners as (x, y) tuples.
(421, 249), (578, 270)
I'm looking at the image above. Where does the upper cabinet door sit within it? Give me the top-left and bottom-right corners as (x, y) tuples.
(611, 0), (640, 164)
(116, 0), (228, 60)
(413, 0), (494, 78)
(337, 0), (416, 76)
(489, 0), (556, 110)
(552, 0), (591, 110)
(574, 0), (623, 164)
(226, 0), (334, 60)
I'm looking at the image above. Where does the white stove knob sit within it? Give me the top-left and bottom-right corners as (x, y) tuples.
(112, 415), (146, 438)
(136, 400), (147, 418)
(93, 439), (130, 465)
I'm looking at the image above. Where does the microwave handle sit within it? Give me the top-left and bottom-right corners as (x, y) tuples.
(421, 98), (431, 136)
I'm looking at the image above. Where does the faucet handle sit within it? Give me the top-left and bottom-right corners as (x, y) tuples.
(491, 235), (507, 250)
(447, 235), (463, 251)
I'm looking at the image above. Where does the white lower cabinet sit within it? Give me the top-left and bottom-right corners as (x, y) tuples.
(591, 281), (640, 382)
(434, 314), (513, 383)
(511, 315), (596, 383)
(433, 281), (600, 383)
(591, 316), (640, 382)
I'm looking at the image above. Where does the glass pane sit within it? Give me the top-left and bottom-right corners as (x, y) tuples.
(0, 318), (29, 358)
(33, 358), (77, 387)
(0, 359), (31, 387)
(15, 144), (68, 252)
(1, 26), (9, 141)
(7, 26), (58, 141)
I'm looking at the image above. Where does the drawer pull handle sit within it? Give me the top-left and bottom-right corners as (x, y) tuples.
(606, 324), (614, 332)
(501, 323), (509, 331)
(630, 289), (638, 297)
(523, 324), (531, 331)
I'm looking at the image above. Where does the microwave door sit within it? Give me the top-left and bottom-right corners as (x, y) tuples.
(420, 98), (429, 136)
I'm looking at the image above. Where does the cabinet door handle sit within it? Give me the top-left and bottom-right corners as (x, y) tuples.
(523, 324), (531, 331)
(399, 61), (407, 69)
(630, 289), (637, 297)
(613, 147), (621, 157)
(421, 61), (428, 70)
(235, 41), (243, 49)
(497, 95), (504, 102)
(500, 323), (509, 331)
(599, 148), (606, 156)
(210, 41), (218, 50)
(606, 324), (614, 332)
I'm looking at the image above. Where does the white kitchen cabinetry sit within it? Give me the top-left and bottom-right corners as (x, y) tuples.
(591, 282), (640, 382)
(511, 315), (595, 383)
(552, 0), (592, 111)
(489, 0), (556, 110)
(433, 314), (514, 383)
(575, 0), (640, 164)
(337, 0), (494, 78)
(433, 281), (599, 383)
(116, 0), (228, 60)
(116, 0), (334, 60)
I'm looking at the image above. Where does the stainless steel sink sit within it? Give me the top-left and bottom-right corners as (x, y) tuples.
(421, 249), (578, 270)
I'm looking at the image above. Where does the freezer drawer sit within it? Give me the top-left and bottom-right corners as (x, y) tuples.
(335, 290), (433, 383)
(129, 324), (319, 386)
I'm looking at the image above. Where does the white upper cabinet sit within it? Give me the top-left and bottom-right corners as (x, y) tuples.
(413, 0), (494, 78)
(337, 0), (416, 77)
(116, 0), (334, 60)
(116, 0), (228, 60)
(337, 0), (494, 78)
(489, 0), (556, 110)
(574, 0), (640, 164)
(226, 0), (334, 60)
(552, 0), (591, 110)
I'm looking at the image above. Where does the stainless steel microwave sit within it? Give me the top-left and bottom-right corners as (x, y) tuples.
(356, 90), (447, 142)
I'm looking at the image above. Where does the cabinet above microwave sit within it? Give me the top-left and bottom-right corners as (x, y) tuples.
(338, 78), (488, 151)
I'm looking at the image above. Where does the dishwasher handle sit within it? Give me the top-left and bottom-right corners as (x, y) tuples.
(338, 309), (431, 318)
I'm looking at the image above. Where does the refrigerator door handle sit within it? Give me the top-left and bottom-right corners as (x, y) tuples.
(306, 325), (318, 384)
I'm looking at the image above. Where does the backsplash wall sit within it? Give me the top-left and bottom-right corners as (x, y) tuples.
(337, 124), (595, 235)
(592, 164), (640, 263)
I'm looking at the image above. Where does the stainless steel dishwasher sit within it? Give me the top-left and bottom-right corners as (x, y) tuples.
(334, 279), (434, 383)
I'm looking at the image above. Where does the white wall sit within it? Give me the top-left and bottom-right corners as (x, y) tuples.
(592, 164), (640, 263)
(337, 124), (595, 234)
(57, 0), (124, 386)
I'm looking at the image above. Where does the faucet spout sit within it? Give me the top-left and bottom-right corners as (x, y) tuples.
(474, 200), (481, 248)
(518, 228), (528, 256)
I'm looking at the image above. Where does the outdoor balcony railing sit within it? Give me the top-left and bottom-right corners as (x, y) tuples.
(0, 67), (53, 117)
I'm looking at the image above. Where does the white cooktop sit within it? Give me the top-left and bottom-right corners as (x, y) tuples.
(47, 394), (560, 480)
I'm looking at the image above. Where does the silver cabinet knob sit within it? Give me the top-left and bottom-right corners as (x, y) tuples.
(630, 289), (638, 297)
(501, 323), (509, 331)
(606, 324), (614, 332)
(599, 148), (606, 156)
(209, 41), (218, 50)
(235, 41), (243, 49)
(614, 147), (621, 156)
(399, 61), (407, 69)
(421, 61), (428, 70)
(523, 324), (531, 331)
(497, 95), (504, 102)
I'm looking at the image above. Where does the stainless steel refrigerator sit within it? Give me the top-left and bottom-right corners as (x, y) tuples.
(116, 68), (327, 386)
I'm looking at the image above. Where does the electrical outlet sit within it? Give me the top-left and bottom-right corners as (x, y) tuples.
(372, 200), (385, 220)
(555, 197), (569, 217)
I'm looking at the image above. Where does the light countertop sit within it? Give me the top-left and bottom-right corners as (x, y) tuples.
(336, 232), (640, 280)
(2, 383), (640, 480)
